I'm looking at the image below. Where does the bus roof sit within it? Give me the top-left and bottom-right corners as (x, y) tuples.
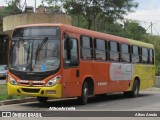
(128, 38), (154, 49)
(14, 23), (154, 49)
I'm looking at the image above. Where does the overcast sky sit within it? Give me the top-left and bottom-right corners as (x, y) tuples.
(127, 0), (160, 21)
(0, 0), (160, 35)
(126, 0), (160, 35)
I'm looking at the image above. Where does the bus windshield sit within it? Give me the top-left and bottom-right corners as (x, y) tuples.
(10, 26), (60, 72)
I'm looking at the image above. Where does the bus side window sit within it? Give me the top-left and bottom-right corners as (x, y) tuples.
(94, 39), (107, 61)
(80, 36), (93, 60)
(132, 46), (140, 63)
(109, 41), (120, 62)
(149, 49), (154, 65)
(121, 44), (130, 63)
(63, 37), (79, 68)
(142, 47), (149, 64)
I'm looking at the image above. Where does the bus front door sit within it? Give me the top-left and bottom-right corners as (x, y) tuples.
(62, 37), (81, 97)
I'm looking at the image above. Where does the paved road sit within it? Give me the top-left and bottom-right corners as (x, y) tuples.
(1, 79), (160, 119)
(1, 90), (160, 111)
(0, 91), (160, 119)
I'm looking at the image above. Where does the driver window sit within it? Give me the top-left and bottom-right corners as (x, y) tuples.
(70, 38), (78, 60)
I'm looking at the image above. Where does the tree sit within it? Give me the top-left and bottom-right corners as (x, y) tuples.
(64, 0), (102, 29)
(43, 0), (138, 29)
(123, 20), (146, 40)
(0, 0), (22, 33)
(95, 16), (124, 34)
(0, 0), (22, 17)
(42, 0), (64, 13)
(67, 0), (138, 29)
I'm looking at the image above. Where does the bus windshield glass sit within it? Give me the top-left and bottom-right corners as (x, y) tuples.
(10, 26), (60, 72)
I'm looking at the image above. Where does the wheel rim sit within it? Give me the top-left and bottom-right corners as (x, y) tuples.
(84, 87), (88, 97)
(135, 83), (139, 95)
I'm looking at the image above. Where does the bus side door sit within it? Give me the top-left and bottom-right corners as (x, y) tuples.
(62, 36), (81, 97)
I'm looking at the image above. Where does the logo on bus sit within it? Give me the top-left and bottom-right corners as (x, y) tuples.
(29, 82), (33, 86)
(110, 63), (133, 81)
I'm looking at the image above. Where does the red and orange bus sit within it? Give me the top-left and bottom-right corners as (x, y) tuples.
(7, 23), (155, 104)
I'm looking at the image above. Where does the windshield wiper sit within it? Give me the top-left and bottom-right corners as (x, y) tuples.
(35, 37), (48, 64)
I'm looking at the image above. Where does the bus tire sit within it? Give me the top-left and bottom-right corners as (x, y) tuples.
(132, 80), (140, 97)
(78, 82), (89, 105)
(37, 97), (48, 103)
(124, 80), (140, 98)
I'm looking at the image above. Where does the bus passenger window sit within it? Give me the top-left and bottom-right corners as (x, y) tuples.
(142, 47), (149, 64)
(121, 44), (130, 63)
(81, 36), (93, 60)
(149, 49), (154, 65)
(63, 37), (79, 67)
(109, 41), (119, 62)
(94, 39), (107, 61)
(132, 46), (140, 63)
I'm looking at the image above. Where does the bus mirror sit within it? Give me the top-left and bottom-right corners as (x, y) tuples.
(64, 38), (73, 50)
(69, 40), (73, 49)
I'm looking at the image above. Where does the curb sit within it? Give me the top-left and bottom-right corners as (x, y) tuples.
(0, 97), (37, 106)
(146, 87), (160, 91)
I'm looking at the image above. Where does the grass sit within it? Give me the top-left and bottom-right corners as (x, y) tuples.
(0, 84), (26, 101)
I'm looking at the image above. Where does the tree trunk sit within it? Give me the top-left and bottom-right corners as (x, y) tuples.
(88, 20), (92, 30)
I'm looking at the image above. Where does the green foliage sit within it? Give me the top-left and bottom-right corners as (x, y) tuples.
(122, 21), (146, 39)
(0, 0), (22, 17)
(0, 0), (22, 33)
(0, 85), (26, 101)
(93, 18), (147, 40)
(42, 0), (64, 13)
(71, 14), (89, 29)
(123, 22), (146, 40)
(43, 0), (138, 29)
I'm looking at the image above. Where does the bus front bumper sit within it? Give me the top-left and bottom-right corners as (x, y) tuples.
(7, 83), (62, 98)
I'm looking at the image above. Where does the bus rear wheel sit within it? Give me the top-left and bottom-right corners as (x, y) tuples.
(78, 82), (89, 105)
(37, 97), (48, 103)
(124, 80), (140, 98)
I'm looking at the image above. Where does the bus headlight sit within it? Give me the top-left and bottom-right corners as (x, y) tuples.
(45, 75), (61, 87)
(9, 75), (18, 85)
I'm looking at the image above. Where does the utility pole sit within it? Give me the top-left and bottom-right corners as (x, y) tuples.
(35, 0), (37, 12)
(146, 22), (153, 35)
(151, 22), (153, 35)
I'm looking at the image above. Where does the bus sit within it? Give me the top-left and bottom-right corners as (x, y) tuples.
(7, 23), (155, 104)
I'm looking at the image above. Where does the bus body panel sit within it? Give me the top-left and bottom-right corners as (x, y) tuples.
(108, 63), (132, 93)
(62, 67), (81, 98)
(93, 61), (109, 94)
(132, 64), (155, 90)
(7, 70), (63, 98)
(8, 83), (62, 98)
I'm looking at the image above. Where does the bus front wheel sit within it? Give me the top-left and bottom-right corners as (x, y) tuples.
(78, 82), (89, 105)
(37, 97), (48, 103)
